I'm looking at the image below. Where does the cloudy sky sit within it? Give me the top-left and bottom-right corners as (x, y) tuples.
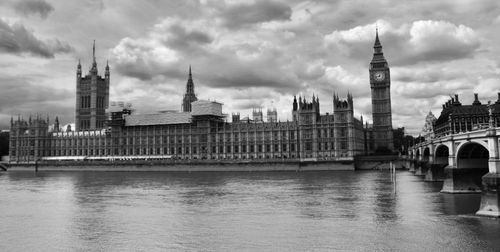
(1, 0), (500, 134)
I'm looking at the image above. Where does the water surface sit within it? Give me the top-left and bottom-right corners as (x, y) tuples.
(1, 170), (499, 251)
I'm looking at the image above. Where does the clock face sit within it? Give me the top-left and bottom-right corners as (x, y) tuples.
(374, 71), (385, 81)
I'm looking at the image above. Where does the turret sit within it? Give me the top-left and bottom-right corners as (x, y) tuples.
(77, 59), (82, 77)
(293, 95), (297, 111)
(105, 60), (110, 78)
(54, 116), (60, 132)
(232, 113), (240, 123)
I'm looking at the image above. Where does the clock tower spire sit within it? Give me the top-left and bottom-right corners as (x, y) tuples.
(369, 28), (394, 152)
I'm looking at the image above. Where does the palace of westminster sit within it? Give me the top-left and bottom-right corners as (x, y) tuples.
(8, 32), (395, 163)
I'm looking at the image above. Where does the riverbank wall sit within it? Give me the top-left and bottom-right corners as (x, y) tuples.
(6, 160), (355, 172)
(354, 155), (405, 170)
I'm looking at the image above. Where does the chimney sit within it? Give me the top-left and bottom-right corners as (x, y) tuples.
(454, 94), (459, 102)
(473, 93), (481, 105)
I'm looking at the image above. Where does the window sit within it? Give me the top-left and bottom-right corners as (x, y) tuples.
(305, 142), (312, 151)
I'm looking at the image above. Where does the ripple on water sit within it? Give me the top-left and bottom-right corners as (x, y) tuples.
(0, 170), (499, 251)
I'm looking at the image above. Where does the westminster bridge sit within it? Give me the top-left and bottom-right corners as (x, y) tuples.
(408, 124), (500, 217)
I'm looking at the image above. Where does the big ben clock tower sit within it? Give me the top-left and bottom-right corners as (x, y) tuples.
(369, 29), (394, 152)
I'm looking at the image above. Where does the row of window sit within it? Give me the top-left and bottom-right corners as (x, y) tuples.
(13, 140), (355, 157)
(79, 96), (106, 109)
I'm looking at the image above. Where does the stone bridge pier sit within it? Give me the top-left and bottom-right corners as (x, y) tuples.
(407, 150), (418, 173)
(477, 128), (500, 217)
(415, 147), (430, 176)
(425, 144), (447, 182)
(410, 127), (500, 217)
(441, 139), (489, 194)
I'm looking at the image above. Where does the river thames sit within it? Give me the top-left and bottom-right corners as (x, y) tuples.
(1, 170), (499, 251)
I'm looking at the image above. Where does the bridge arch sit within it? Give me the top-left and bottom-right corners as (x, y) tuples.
(435, 144), (449, 166)
(456, 142), (489, 169)
(423, 147), (430, 162)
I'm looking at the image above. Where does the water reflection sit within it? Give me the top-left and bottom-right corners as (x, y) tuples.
(0, 170), (499, 251)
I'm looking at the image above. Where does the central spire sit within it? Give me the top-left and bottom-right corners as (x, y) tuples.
(90, 40), (98, 74)
(182, 65), (198, 112)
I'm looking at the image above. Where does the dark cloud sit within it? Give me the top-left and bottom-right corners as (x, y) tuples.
(164, 23), (213, 49)
(221, 1), (292, 29)
(203, 62), (298, 91)
(0, 76), (74, 129)
(13, 0), (54, 19)
(0, 20), (74, 58)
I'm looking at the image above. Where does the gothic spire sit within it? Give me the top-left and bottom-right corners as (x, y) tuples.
(374, 26), (381, 49)
(90, 40), (98, 74)
(181, 65), (198, 112)
(186, 65), (194, 93)
(371, 27), (387, 64)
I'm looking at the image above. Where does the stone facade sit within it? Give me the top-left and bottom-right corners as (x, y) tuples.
(369, 30), (394, 152)
(75, 41), (110, 131)
(9, 38), (385, 163)
(9, 93), (366, 163)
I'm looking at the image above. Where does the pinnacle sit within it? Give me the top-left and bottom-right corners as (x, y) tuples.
(374, 27), (382, 48)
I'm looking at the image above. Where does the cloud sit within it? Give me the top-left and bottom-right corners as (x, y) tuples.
(220, 0), (292, 29)
(13, 0), (54, 19)
(0, 19), (74, 58)
(0, 76), (73, 128)
(408, 20), (480, 62)
(111, 36), (180, 80)
(111, 16), (303, 94)
(324, 19), (481, 66)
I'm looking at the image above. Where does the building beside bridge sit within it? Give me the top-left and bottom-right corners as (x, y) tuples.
(409, 93), (500, 217)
